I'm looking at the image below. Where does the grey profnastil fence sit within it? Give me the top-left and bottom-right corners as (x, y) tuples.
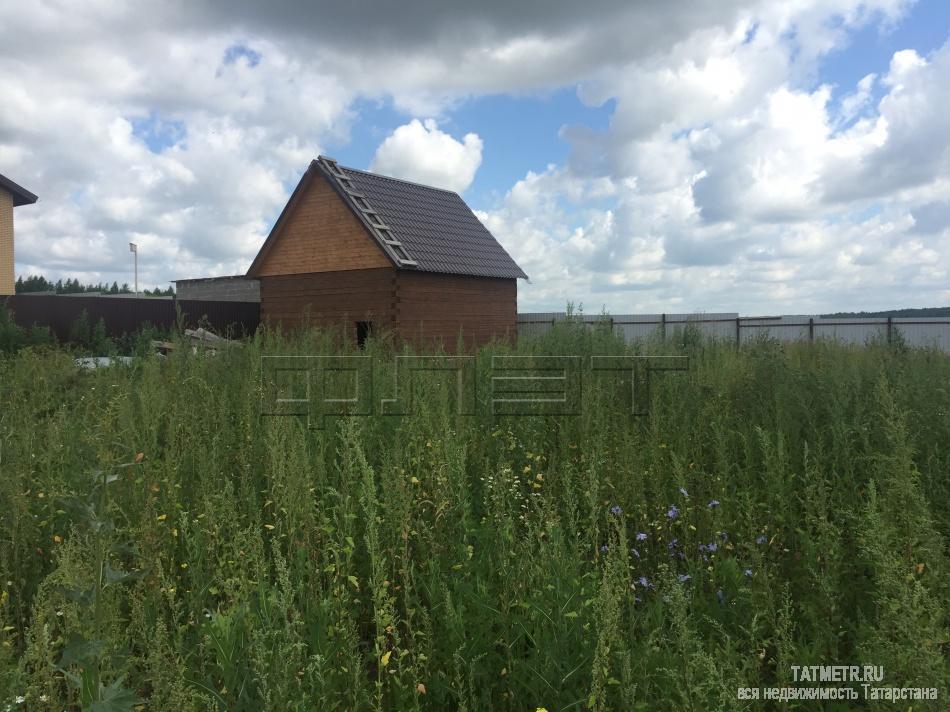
(517, 312), (950, 352)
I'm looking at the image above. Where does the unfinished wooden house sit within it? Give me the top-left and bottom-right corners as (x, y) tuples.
(246, 156), (527, 349)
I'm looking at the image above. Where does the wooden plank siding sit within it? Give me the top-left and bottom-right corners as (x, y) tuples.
(395, 271), (517, 351)
(260, 269), (517, 351)
(259, 268), (397, 334)
(252, 172), (391, 277)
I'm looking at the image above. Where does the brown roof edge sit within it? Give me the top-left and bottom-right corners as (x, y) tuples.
(311, 156), (407, 269)
(245, 162), (317, 278)
(246, 160), (399, 278)
(0, 173), (38, 207)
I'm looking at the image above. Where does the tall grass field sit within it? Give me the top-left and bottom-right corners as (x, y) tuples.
(0, 320), (947, 710)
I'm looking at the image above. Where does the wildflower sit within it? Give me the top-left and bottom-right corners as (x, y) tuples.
(677, 574), (691, 583)
(667, 538), (679, 551)
(756, 534), (767, 545)
(15, 696), (25, 704)
(637, 576), (651, 589)
(157, 514), (167, 522)
(636, 532), (648, 541)
(679, 487), (689, 498)
(707, 499), (720, 508)
(610, 505), (622, 516)
(744, 569), (753, 577)
(599, 544), (608, 553)
(630, 548), (640, 559)
(716, 589), (725, 604)
(536, 708), (549, 712)
(666, 505), (679, 519)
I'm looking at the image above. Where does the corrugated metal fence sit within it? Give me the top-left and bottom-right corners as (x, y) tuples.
(518, 312), (950, 351)
(3, 294), (260, 341)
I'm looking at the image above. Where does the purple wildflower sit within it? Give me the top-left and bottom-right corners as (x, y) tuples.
(636, 532), (648, 541)
(638, 576), (651, 588)
(668, 538), (679, 550)
(756, 534), (767, 545)
(666, 505), (679, 519)
(707, 499), (720, 508)
(744, 568), (753, 577)
(678, 574), (691, 583)
(599, 544), (609, 553)
(706, 542), (718, 553)
(610, 504), (622, 516)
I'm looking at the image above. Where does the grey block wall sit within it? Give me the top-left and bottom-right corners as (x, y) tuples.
(175, 277), (260, 302)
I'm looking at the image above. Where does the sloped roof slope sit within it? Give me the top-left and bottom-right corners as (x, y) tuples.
(248, 157), (527, 280)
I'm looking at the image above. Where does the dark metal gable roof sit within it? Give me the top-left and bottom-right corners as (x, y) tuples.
(0, 173), (38, 207)
(314, 156), (527, 280)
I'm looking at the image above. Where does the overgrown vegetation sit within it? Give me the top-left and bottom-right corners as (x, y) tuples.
(0, 304), (173, 359)
(0, 322), (947, 710)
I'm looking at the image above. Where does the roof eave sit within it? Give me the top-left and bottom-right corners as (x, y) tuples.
(245, 161), (321, 278)
(0, 174), (38, 206)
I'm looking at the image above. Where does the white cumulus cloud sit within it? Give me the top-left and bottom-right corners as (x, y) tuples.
(370, 119), (483, 192)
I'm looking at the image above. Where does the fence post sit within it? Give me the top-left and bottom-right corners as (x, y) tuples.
(735, 317), (741, 349)
(660, 313), (666, 340)
(809, 317), (814, 342)
(886, 316), (893, 345)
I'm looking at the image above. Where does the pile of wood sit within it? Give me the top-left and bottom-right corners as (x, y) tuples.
(151, 327), (239, 356)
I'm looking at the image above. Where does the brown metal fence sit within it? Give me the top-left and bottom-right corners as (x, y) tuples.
(2, 294), (260, 341)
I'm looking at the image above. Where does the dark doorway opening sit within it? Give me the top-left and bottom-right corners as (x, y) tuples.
(356, 321), (373, 349)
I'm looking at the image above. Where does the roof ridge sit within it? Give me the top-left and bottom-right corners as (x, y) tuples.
(337, 163), (461, 196)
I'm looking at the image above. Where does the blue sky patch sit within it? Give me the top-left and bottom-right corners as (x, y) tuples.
(326, 89), (615, 210)
(223, 43), (262, 68)
(129, 113), (186, 153)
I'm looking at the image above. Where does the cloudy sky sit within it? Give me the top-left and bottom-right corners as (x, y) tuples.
(1, 0), (948, 313)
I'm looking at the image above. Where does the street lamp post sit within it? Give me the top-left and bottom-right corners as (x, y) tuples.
(129, 242), (138, 296)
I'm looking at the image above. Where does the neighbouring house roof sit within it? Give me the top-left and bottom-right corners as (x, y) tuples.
(247, 157), (527, 280)
(0, 173), (38, 207)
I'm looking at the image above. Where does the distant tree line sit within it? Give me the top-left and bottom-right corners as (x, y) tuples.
(822, 306), (950, 318)
(15, 274), (174, 297)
